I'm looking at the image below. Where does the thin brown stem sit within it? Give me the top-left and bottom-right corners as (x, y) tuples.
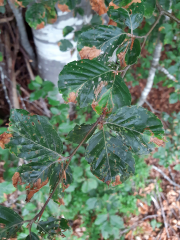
(28, 115), (104, 232)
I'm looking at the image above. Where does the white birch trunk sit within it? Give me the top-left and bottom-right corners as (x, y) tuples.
(32, 1), (92, 86)
(137, 40), (162, 106)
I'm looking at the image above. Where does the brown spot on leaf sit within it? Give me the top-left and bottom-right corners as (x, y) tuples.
(108, 19), (117, 26)
(67, 92), (77, 104)
(150, 137), (165, 147)
(79, 46), (101, 60)
(0, 132), (12, 149)
(112, 175), (122, 186)
(36, 22), (45, 30)
(48, 15), (57, 24)
(108, 1), (119, 9)
(90, 0), (107, 15)
(58, 198), (65, 205)
(94, 81), (108, 99)
(15, 0), (24, 7)
(57, 3), (71, 12)
(123, 0), (141, 9)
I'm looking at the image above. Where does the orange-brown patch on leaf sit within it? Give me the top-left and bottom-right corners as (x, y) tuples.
(25, 178), (49, 202)
(67, 92), (77, 104)
(90, 0), (107, 15)
(91, 101), (98, 112)
(48, 15), (57, 24)
(0, 132), (12, 149)
(150, 137), (165, 147)
(12, 172), (21, 188)
(117, 52), (127, 68)
(130, 37), (135, 50)
(108, 19), (117, 26)
(94, 81), (108, 99)
(36, 22), (45, 30)
(79, 46), (101, 60)
(123, 0), (141, 9)
(112, 175), (122, 186)
(15, 0), (24, 7)
(58, 198), (65, 205)
(159, 26), (165, 32)
(57, 3), (70, 12)
(109, 1), (119, 9)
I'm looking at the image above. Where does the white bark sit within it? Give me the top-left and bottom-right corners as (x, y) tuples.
(33, 1), (92, 86)
(7, 0), (36, 65)
(158, 65), (177, 82)
(137, 40), (162, 106)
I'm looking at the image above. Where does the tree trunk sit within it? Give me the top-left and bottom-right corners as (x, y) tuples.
(33, 1), (92, 86)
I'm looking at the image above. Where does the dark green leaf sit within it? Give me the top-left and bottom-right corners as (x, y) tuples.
(59, 39), (73, 52)
(78, 25), (126, 61)
(63, 26), (74, 37)
(26, 232), (40, 240)
(85, 130), (135, 182)
(7, 109), (63, 163)
(25, 3), (47, 28)
(66, 123), (97, 144)
(0, 52), (3, 62)
(106, 106), (164, 155)
(143, 0), (156, 18)
(58, 59), (131, 109)
(107, 4), (144, 30)
(169, 92), (180, 104)
(0, 205), (23, 239)
(37, 217), (69, 238)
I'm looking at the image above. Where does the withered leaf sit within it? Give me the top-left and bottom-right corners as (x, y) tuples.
(112, 175), (122, 186)
(12, 172), (21, 188)
(25, 178), (49, 202)
(150, 137), (165, 147)
(108, 19), (117, 26)
(90, 0), (107, 15)
(36, 22), (45, 30)
(57, 3), (70, 12)
(79, 46), (101, 60)
(109, 1), (119, 9)
(0, 132), (12, 149)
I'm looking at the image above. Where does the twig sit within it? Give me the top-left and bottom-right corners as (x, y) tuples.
(4, 30), (20, 109)
(145, 100), (161, 114)
(158, 65), (177, 82)
(0, 15), (14, 23)
(152, 165), (180, 188)
(137, 39), (162, 106)
(156, 0), (180, 24)
(27, 115), (104, 233)
(155, 182), (170, 238)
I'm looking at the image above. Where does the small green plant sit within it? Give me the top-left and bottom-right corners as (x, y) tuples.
(1, 0), (180, 239)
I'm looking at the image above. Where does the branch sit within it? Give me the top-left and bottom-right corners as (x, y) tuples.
(27, 115), (104, 232)
(156, 0), (180, 24)
(158, 65), (178, 82)
(0, 15), (14, 23)
(152, 165), (180, 188)
(137, 39), (162, 106)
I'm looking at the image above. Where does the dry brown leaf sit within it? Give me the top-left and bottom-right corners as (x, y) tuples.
(137, 199), (149, 214)
(25, 178), (49, 202)
(57, 3), (70, 12)
(0, 132), (12, 149)
(58, 198), (65, 205)
(12, 172), (21, 187)
(150, 136), (165, 147)
(108, 19), (117, 26)
(67, 92), (77, 104)
(79, 46), (101, 60)
(36, 22), (45, 30)
(90, 0), (107, 15)
(112, 175), (122, 186)
(0, 0), (4, 6)
(94, 81), (108, 99)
